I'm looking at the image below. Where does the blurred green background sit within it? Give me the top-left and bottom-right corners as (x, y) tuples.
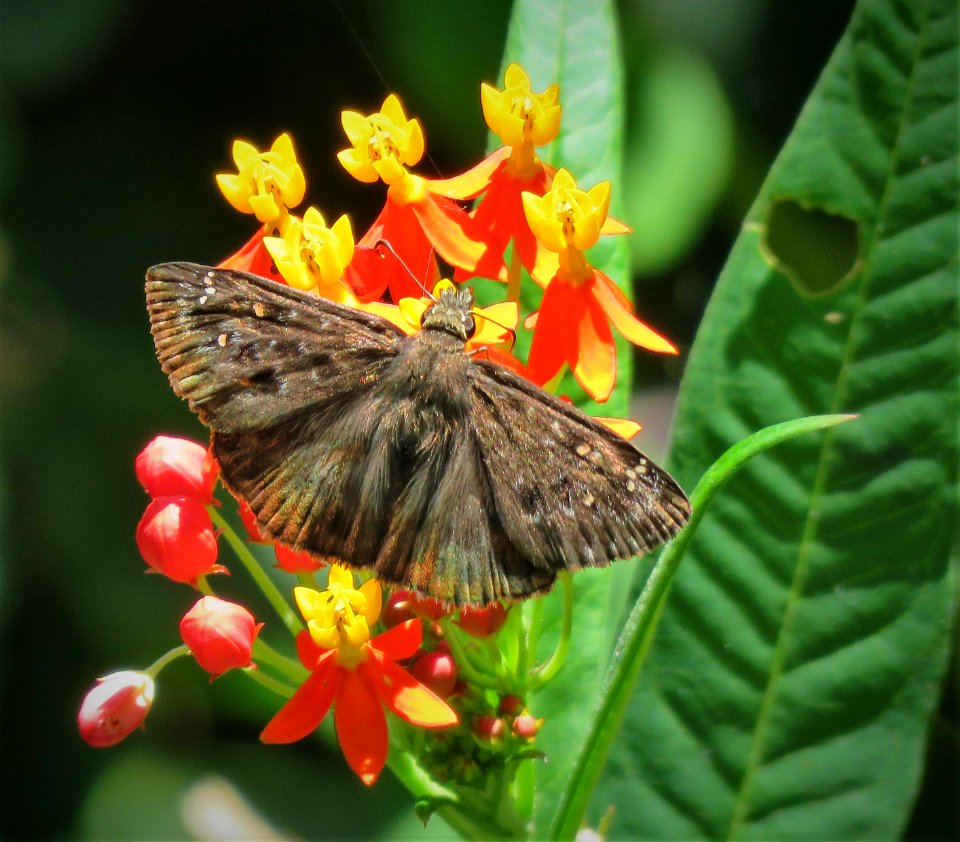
(0, 0), (874, 838)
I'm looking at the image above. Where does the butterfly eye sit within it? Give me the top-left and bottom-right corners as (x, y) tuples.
(464, 313), (476, 337)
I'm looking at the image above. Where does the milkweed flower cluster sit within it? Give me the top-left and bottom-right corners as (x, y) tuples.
(80, 64), (679, 823)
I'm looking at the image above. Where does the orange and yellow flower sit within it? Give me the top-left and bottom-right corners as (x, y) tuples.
(263, 207), (357, 301)
(338, 95), (500, 301)
(216, 133), (306, 224)
(522, 169), (677, 401)
(261, 567), (457, 785)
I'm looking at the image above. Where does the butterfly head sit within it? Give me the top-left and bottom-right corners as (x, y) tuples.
(421, 286), (476, 341)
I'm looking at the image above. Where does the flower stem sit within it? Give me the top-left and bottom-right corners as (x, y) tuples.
(530, 571), (572, 687)
(240, 664), (298, 699)
(252, 637), (308, 684)
(146, 645), (190, 677)
(442, 620), (501, 690)
(208, 506), (302, 638)
(506, 248), (522, 305)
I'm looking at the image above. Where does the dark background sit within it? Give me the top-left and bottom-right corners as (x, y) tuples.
(9, 1), (941, 839)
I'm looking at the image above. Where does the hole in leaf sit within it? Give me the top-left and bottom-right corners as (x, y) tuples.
(762, 199), (860, 295)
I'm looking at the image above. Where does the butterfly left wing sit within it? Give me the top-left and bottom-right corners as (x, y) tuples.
(146, 262), (406, 433)
(147, 262), (417, 562)
(466, 359), (691, 578)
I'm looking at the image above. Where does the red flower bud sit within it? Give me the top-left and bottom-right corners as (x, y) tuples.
(458, 603), (507, 638)
(382, 589), (450, 627)
(136, 496), (220, 583)
(382, 590), (416, 627)
(512, 713), (542, 740)
(274, 543), (324, 573)
(410, 648), (458, 698)
(237, 499), (267, 543)
(135, 436), (217, 503)
(180, 596), (261, 676)
(473, 714), (505, 743)
(499, 694), (524, 716)
(78, 670), (155, 747)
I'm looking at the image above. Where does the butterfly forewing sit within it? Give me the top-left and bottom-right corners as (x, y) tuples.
(145, 262), (690, 605)
(146, 262), (404, 432)
(468, 361), (689, 571)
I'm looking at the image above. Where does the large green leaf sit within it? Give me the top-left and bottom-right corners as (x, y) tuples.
(597, 0), (959, 838)
(494, 0), (636, 837)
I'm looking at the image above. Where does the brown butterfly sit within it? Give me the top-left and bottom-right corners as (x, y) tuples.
(145, 262), (690, 605)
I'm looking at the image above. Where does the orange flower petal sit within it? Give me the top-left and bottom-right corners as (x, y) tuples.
(426, 147), (511, 200)
(592, 272), (678, 354)
(472, 301), (518, 346)
(600, 215), (632, 235)
(574, 292), (617, 402)
(334, 670), (388, 786)
(260, 654), (339, 744)
(410, 194), (504, 278)
(218, 226), (283, 283)
(366, 200), (440, 302)
(596, 417), (642, 439)
(295, 628), (326, 666)
(364, 653), (458, 727)
(473, 345), (532, 379)
(527, 280), (582, 387)
(371, 618), (422, 661)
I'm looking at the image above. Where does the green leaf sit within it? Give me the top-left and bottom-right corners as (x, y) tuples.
(623, 46), (734, 275)
(597, 0), (959, 838)
(552, 415), (857, 841)
(495, 0), (635, 837)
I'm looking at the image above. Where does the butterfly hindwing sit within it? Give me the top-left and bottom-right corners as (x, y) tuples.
(372, 426), (556, 604)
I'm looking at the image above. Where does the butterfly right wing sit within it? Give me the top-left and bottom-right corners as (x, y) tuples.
(466, 359), (691, 577)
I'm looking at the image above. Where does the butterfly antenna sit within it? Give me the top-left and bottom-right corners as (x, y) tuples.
(331, 2), (447, 181)
(374, 239), (437, 301)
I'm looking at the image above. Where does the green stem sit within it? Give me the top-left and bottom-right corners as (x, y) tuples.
(530, 572), (573, 688)
(524, 596), (545, 676)
(241, 665), (298, 698)
(252, 637), (308, 684)
(208, 506), (302, 638)
(506, 247), (522, 305)
(443, 621), (502, 690)
(549, 414), (856, 840)
(145, 645), (190, 677)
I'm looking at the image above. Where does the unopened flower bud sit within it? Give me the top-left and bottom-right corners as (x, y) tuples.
(512, 713), (542, 740)
(180, 596), (261, 676)
(499, 694), (524, 716)
(473, 714), (505, 743)
(458, 602), (507, 637)
(383, 589), (450, 627)
(136, 496), (220, 583)
(135, 436), (217, 502)
(78, 670), (155, 747)
(410, 648), (458, 698)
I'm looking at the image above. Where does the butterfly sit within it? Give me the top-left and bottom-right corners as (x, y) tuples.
(145, 262), (690, 605)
